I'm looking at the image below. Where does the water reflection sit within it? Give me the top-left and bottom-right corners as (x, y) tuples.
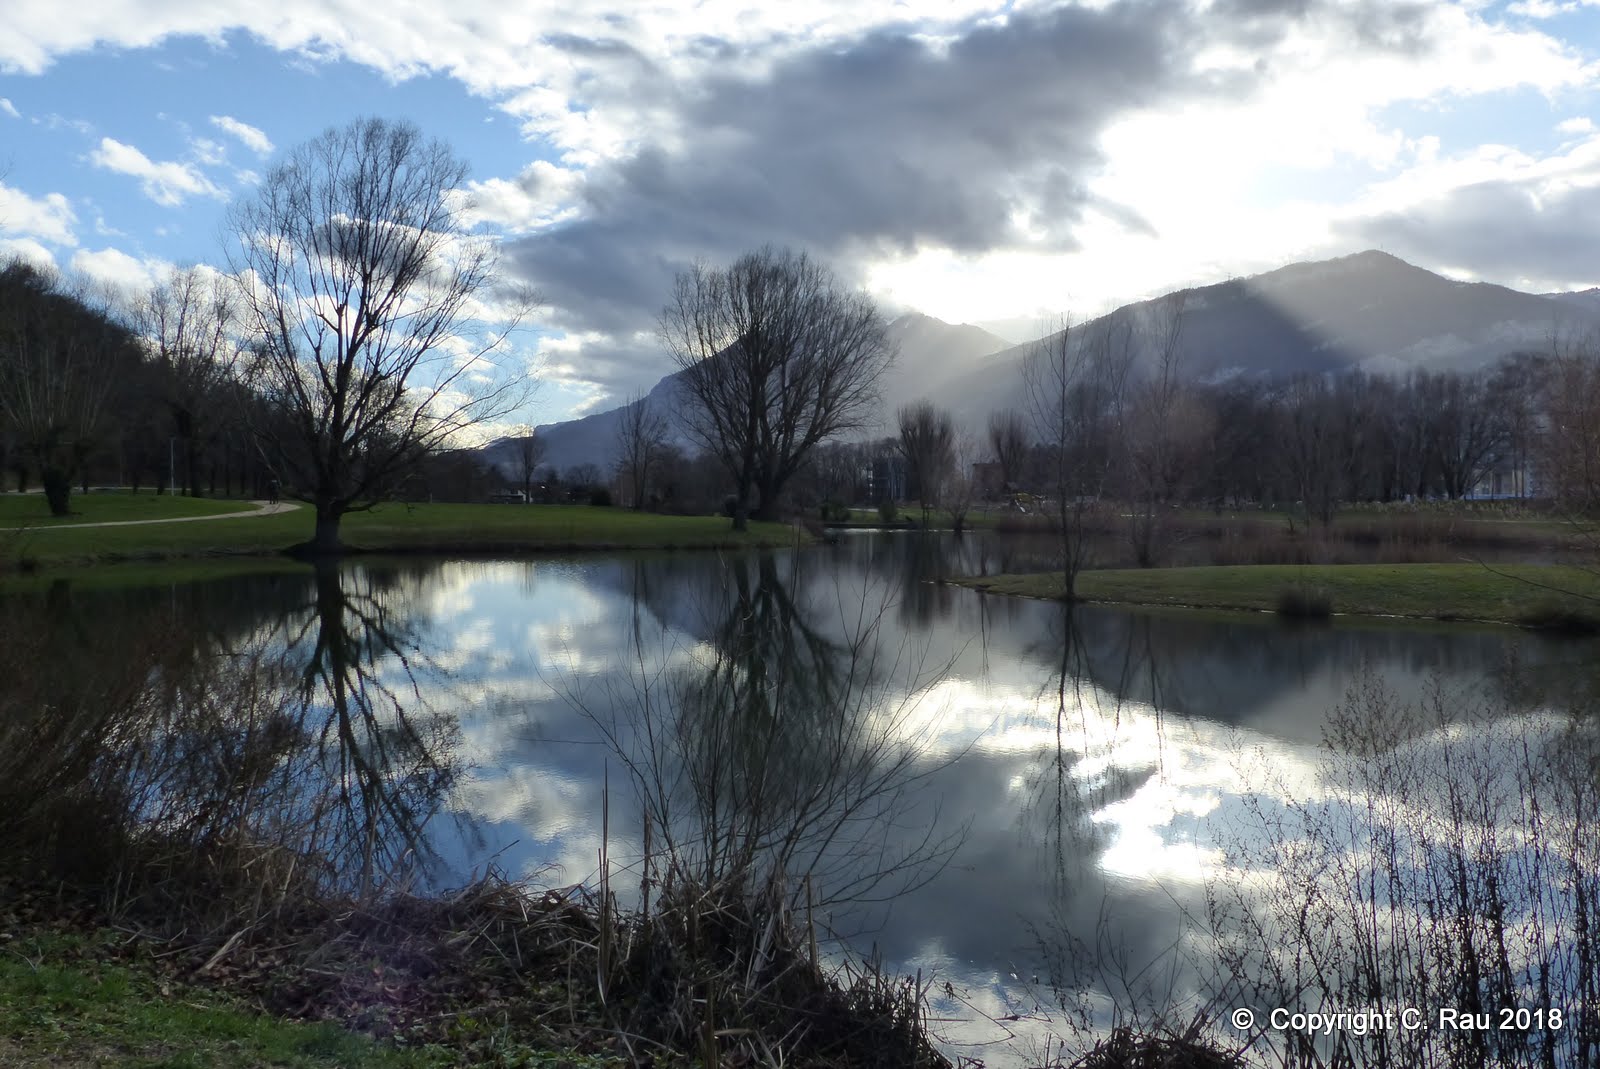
(6, 533), (1599, 1066)
(0, 563), (464, 911)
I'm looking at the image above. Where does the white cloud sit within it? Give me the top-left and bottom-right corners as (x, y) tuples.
(1558, 116), (1596, 134)
(0, 182), (78, 246)
(88, 137), (224, 207)
(69, 246), (172, 297)
(0, 98), (19, 119)
(0, 237), (57, 270)
(209, 114), (273, 155)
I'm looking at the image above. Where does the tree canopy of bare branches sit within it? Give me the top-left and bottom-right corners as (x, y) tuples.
(1023, 315), (1134, 596)
(614, 390), (669, 510)
(659, 247), (894, 530)
(0, 261), (132, 515)
(987, 409), (1029, 495)
(896, 400), (955, 524)
(132, 266), (240, 498)
(229, 117), (534, 552)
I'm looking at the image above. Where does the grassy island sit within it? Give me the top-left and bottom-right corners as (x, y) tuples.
(958, 562), (1600, 630)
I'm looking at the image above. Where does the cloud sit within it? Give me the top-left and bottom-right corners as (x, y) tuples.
(0, 237), (57, 270)
(0, 98), (18, 119)
(69, 246), (172, 297)
(88, 137), (224, 207)
(0, 182), (78, 246)
(1338, 133), (1600, 291)
(210, 114), (273, 155)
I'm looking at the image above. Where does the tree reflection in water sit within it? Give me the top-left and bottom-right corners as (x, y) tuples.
(0, 562), (463, 922)
(577, 550), (964, 928)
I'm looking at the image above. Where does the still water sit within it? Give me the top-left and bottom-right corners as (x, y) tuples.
(17, 532), (1599, 1065)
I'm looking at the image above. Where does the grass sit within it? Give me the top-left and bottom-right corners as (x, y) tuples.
(957, 562), (1600, 628)
(1, 500), (803, 571)
(0, 490), (248, 527)
(0, 931), (455, 1069)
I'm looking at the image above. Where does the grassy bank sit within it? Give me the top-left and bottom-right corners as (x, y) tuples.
(2, 499), (802, 571)
(958, 563), (1600, 629)
(0, 928), (462, 1069)
(0, 490), (248, 527)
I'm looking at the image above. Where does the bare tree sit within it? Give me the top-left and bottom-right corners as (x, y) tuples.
(987, 408), (1029, 498)
(132, 266), (239, 498)
(895, 400), (955, 526)
(1419, 369), (1509, 500)
(659, 247), (894, 531)
(504, 425), (545, 503)
(229, 118), (534, 553)
(1123, 295), (1206, 566)
(1540, 341), (1600, 512)
(613, 390), (669, 510)
(1023, 314), (1134, 598)
(0, 261), (129, 515)
(944, 429), (980, 534)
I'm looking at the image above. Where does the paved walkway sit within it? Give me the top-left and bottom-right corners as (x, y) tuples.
(0, 500), (300, 532)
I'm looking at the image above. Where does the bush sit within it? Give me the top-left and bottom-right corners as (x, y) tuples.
(588, 487), (613, 507)
(1514, 598), (1600, 635)
(876, 497), (898, 524)
(1275, 584), (1332, 619)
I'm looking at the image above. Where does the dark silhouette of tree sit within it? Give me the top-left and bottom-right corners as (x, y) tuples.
(1023, 314), (1134, 597)
(506, 425), (545, 502)
(613, 390), (668, 509)
(987, 408), (1030, 495)
(895, 400), (955, 524)
(132, 265), (239, 498)
(229, 117), (534, 553)
(659, 247), (894, 530)
(0, 261), (132, 515)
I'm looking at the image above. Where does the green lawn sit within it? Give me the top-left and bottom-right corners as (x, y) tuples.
(0, 491), (249, 527)
(958, 563), (1600, 628)
(1, 500), (802, 570)
(0, 935), (451, 1069)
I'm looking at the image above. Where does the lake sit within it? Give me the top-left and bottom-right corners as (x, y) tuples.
(9, 530), (1598, 1067)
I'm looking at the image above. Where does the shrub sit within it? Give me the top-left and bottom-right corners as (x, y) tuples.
(588, 487), (613, 507)
(1514, 598), (1600, 635)
(1275, 584), (1332, 619)
(876, 497), (898, 524)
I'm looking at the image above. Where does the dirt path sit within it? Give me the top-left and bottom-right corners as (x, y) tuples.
(0, 500), (300, 532)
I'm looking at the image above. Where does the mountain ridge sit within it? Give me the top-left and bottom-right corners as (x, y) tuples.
(492, 250), (1600, 475)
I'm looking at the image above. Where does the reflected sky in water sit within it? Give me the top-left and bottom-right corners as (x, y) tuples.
(19, 533), (1595, 1065)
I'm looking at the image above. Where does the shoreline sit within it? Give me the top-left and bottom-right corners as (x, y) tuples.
(955, 562), (1600, 632)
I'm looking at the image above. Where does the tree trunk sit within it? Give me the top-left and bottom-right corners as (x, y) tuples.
(311, 505), (344, 555)
(42, 467), (72, 517)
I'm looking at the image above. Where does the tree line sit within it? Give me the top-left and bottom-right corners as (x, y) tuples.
(7, 114), (1600, 556)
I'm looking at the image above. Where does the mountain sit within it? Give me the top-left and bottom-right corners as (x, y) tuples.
(488, 251), (1599, 474)
(928, 250), (1600, 420)
(491, 313), (1009, 475)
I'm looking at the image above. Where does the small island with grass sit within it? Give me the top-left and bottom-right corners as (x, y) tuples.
(954, 505), (1600, 633)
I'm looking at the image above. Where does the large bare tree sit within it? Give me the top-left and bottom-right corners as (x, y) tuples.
(659, 247), (894, 531)
(896, 400), (955, 525)
(229, 118), (533, 553)
(1023, 314), (1134, 597)
(613, 390), (669, 510)
(503, 425), (545, 502)
(1122, 294), (1207, 566)
(987, 408), (1029, 496)
(133, 266), (239, 498)
(0, 261), (129, 515)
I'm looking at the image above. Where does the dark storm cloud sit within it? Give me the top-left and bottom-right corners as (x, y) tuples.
(504, 0), (1454, 404)
(507, 0), (1203, 344)
(1341, 175), (1600, 288)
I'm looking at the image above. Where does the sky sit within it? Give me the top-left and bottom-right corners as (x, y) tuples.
(3, 0), (1600, 425)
